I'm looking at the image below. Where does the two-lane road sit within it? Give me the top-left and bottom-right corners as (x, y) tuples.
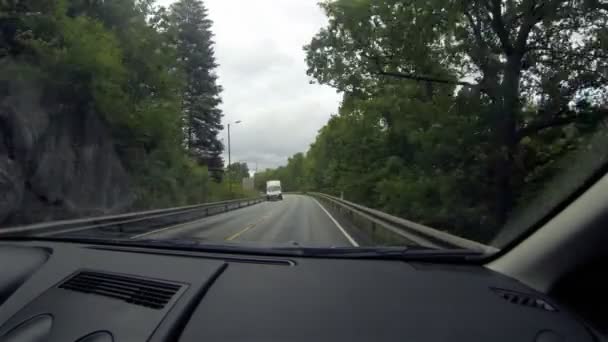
(136, 194), (357, 247)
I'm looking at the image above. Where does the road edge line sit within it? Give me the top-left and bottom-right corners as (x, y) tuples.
(312, 197), (359, 247)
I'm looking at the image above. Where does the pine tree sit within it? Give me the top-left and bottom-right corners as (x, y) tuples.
(169, 0), (224, 180)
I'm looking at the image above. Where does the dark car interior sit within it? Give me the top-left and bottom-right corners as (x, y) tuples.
(0, 232), (604, 341)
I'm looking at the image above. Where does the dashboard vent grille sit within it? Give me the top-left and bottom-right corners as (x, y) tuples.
(59, 271), (180, 309)
(492, 288), (556, 312)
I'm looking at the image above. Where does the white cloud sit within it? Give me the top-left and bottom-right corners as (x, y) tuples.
(158, 0), (341, 170)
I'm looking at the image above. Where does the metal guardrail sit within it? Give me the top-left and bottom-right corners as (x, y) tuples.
(0, 197), (265, 237)
(1, 191), (496, 253)
(310, 192), (498, 253)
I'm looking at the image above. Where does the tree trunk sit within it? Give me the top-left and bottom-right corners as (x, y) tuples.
(187, 114), (193, 150)
(493, 56), (522, 226)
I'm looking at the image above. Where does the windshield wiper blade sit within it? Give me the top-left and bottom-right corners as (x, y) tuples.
(268, 246), (486, 261)
(368, 248), (486, 261)
(15, 236), (487, 260)
(266, 246), (411, 256)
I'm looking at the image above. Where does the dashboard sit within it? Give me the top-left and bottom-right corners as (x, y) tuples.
(0, 240), (597, 342)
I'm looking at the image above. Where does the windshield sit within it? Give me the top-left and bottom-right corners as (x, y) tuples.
(1, 0), (607, 255)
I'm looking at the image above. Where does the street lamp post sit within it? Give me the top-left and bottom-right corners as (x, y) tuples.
(227, 120), (242, 197)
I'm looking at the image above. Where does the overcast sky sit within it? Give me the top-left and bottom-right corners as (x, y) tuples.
(159, 0), (341, 171)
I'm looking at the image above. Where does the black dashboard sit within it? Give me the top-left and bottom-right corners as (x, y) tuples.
(0, 240), (597, 341)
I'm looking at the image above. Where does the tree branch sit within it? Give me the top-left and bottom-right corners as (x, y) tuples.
(528, 47), (608, 61)
(586, 0), (608, 11)
(377, 70), (477, 87)
(516, 111), (578, 141)
(358, 47), (479, 88)
(516, 0), (563, 52)
(464, 7), (502, 54)
(464, 9), (484, 46)
(485, 0), (514, 54)
(349, 23), (480, 90)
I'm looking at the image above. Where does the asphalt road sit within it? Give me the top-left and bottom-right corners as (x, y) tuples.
(134, 194), (357, 247)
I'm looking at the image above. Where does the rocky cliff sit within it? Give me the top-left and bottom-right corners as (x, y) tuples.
(0, 77), (134, 226)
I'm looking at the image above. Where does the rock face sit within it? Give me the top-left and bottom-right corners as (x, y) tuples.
(0, 78), (133, 226)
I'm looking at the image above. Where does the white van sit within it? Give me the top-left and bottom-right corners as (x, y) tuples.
(266, 180), (283, 200)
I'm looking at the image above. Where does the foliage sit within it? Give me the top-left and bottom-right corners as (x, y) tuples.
(0, 0), (238, 213)
(227, 162), (250, 182)
(258, 0), (608, 242)
(169, 0), (224, 179)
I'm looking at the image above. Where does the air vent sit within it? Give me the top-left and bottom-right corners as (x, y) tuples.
(59, 271), (181, 309)
(492, 288), (556, 312)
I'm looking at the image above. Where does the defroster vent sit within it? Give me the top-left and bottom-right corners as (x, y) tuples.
(492, 288), (556, 312)
(59, 271), (181, 309)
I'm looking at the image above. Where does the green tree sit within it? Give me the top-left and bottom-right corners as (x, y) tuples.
(0, 0), (241, 223)
(169, 0), (224, 178)
(305, 0), (608, 225)
(227, 162), (250, 181)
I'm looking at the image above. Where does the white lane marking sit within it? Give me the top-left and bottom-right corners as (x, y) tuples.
(312, 198), (359, 247)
